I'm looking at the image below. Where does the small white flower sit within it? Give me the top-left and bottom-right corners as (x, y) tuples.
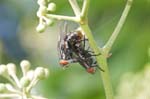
(37, 0), (47, 6)
(47, 2), (56, 12)
(46, 19), (54, 26)
(36, 23), (46, 33)
(26, 70), (35, 81)
(34, 67), (45, 79)
(20, 60), (31, 76)
(0, 60), (49, 99)
(7, 63), (16, 76)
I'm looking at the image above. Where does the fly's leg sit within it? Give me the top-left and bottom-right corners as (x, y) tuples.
(91, 63), (104, 72)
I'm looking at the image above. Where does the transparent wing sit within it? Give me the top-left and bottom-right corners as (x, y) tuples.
(57, 21), (68, 60)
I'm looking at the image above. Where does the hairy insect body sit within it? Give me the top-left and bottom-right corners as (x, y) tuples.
(58, 24), (102, 74)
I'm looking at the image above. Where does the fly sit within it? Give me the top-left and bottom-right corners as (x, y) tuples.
(57, 22), (104, 73)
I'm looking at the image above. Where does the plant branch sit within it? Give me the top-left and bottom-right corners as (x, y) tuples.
(68, 0), (114, 98)
(81, 0), (90, 19)
(104, 0), (133, 53)
(80, 24), (114, 99)
(68, 0), (81, 16)
(46, 14), (79, 22)
(6, 76), (17, 87)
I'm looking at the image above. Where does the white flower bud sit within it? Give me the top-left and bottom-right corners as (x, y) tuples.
(0, 83), (6, 93)
(26, 70), (34, 81)
(47, 2), (56, 12)
(20, 77), (30, 88)
(37, 6), (47, 17)
(36, 23), (46, 33)
(34, 67), (45, 79)
(37, 10), (42, 18)
(0, 64), (8, 76)
(40, 6), (47, 15)
(44, 68), (49, 78)
(37, 0), (47, 6)
(46, 19), (54, 26)
(7, 63), (16, 76)
(20, 60), (30, 75)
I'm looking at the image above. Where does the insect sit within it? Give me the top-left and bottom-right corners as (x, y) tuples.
(67, 33), (104, 73)
(57, 22), (103, 73)
(57, 22), (77, 66)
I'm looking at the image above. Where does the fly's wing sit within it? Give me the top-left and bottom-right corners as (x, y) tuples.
(57, 21), (68, 60)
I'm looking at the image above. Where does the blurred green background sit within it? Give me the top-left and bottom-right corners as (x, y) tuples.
(0, 0), (150, 99)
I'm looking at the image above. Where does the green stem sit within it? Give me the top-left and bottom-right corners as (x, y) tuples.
(46, 14), (79, 22)
(80, 24), (114, 99)
(68, 0), (81, 16)
(81, 0), (90, 19)
(104, 0), (133, 53)
(69, 0), (114, 98)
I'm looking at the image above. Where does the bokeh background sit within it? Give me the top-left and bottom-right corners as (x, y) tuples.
(0, 0), (150, 99)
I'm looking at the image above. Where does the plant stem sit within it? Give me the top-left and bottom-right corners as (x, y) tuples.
(68, 0), (81, 16)
(46, 14), (79, 22)
(104, 0), (133, 54)
(81, 0), (90, 19)
(80, 24), (114, 99)
(69, 0), (114, 98)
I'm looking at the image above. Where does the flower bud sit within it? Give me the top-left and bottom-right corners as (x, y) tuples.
(47, 2), (56, 12)
(26, 70), (34, 81)
(20, 77), (30, 88)
(0, 64), (8, 76)
(34, 67), (45, 79)
(37, 0), (47, 6)
(37, 6), (47, 17)
(46, 19), (54, 26)
(36, 23), (46, 33)
(0, 83), (6, 93)
(40, 6), (47, 15)
(7, 63), (16, 76)
(37, 10), (42, 18)
(20, 60), (31, 75)
(44, 68), (49, 78)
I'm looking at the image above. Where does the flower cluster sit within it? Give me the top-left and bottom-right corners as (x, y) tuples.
(0, 60), (49, 99)
(115, 63), (150, 99)
(36, 0), (56, 33)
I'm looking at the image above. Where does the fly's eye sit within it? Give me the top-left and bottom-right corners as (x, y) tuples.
(59, 60), (69, 65)
(86, 67), (95, 74)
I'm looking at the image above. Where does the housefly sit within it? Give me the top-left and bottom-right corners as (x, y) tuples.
(57, 22), (103, 73)
(57, 22), (77, 66)
(67, 33), (104, 73)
